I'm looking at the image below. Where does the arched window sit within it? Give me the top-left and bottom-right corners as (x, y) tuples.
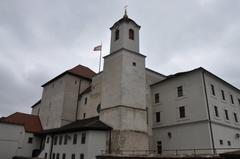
(115, 29), (119, 41)
(129, 29), (134, 40)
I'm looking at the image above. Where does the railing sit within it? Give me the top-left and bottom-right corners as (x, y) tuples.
(101, 148), (240, 156)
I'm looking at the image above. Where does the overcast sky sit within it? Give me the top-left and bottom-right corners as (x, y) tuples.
(1, 0), (240, 117)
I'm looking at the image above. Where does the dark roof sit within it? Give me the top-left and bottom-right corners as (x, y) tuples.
(31, 100), (41, 108)
(146, 68), (166, 77)
(38, 116), (112, 135)
(1, 112), (42, 133)
(42, 65), (96, 87)
(151, 67), (201, 87)
(151, 67), (240, 93)
(110, 14), (140, 30)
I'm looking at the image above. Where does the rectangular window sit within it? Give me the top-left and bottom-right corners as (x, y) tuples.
(177, 86), (183, 97)
(80, 154), (84, 159)
(28, 137), (33, 144)
(73, 134), (78, 144)
(230, 95), (234, 104)
(54, 136), (58, 145)
(157, 141), (162, 154)
(224, 109), (229, 120)
(83, 113), (86, 119)
(45, 153), (48, 159)
(234, 113), (238, 123)
(211, 84), (215, 96)
(81, 132), (86, 144)
(227, 141), (231, 146)
(62, 153), (66, 159)
(56, 153), (60, 159)
(52, 153), (55, 159)
(154, 93), (160, 104)
(238, 98), (240, 105)
(214, 106), (219, 117)
(221, 90), (225, 100)
(219, 140), (223, 145)
(179, 106), (186, 118)
(59, 136), (63, 145)
(84, 97), (88, 105)
(64, 135), (67, 145)
(156, 112), (160, 123)
(46, 136), (50, 143)
(71, 154), (75, 159)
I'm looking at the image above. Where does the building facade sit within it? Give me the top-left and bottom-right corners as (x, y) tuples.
(2, 12), (240, 159)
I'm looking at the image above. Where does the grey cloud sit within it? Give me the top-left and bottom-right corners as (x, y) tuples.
(0, 0), (240, 116)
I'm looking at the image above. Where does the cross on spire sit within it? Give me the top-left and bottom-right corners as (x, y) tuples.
(124, 5), (128, 18)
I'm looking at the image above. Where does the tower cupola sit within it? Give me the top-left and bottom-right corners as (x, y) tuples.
(110, 11), (141, 53)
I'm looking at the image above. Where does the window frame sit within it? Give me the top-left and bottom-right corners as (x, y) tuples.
(81, 132), (86, 144)
(221, 90), (225, 100)
(73, 134), (78, 144)
(156, 112), (161, 123)
(214, 106), (219, 117)
(211, 84), (215, 96)
(179, 106), (186, 118)
(129, 29), (134, 40)
(115, 29), (119, 41)
(224, 109), (229, 120)
(177, 86), (183, 97)
(154, 93), (160, 104)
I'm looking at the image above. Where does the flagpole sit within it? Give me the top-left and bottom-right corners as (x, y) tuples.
(98, 42), (102, 73)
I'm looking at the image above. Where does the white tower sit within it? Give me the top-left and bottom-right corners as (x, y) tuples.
(100, 11), (149, 154)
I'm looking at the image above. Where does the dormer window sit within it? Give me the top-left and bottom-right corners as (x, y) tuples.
(115, 29), (119, 41)
(129, 29), (134, 40)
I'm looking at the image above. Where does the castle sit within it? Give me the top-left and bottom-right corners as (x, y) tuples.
(1, 11), (240, 159)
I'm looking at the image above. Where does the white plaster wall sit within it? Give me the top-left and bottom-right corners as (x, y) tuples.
(16, 132), (41, 157)
(204, 72), (240, 129)
(145, 70), (166, 149)
(87, 131), (109, 159)
(211, 123), (240, 153)
(151, 70), (208, 127)
(110, 22), (139, 53)
(77, 74), (102, 120)
(31, 102), (41, 116)
(39, 74), (91, 129)
(153, 122), (212, 155)
(39, 76), (66, 129)
(204, 71), (240, 153)
(0, 123), (24, 159)
(0, 123), (40, 158)
(39, 131), (108, 159)
(101, 52), (122, 110)
(61, 75), (82, 125)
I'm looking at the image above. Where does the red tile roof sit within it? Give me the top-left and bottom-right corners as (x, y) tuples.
(1, 112), (42, 133)
(68, 65), (96, 80)
(42, 64), (96, 87)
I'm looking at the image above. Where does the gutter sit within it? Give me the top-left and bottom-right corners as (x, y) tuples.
(202, 70), (216, 154)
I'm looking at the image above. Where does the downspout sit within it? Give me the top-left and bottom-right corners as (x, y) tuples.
(202, 70), (216, 154)
(75, 80), (82, 121)
(49, 135), (54, 159)
(108, 130), (112, 154)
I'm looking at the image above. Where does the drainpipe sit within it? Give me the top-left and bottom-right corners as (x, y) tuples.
(202, 70), (216, 154)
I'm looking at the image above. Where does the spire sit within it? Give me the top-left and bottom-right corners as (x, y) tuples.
(124, 5), (128, 18)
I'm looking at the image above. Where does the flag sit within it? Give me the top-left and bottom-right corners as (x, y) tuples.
(93, 45), (102, 51)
